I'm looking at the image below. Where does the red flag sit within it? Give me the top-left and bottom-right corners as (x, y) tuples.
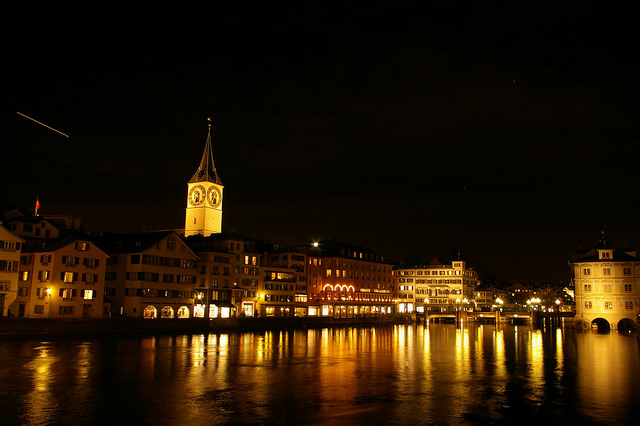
(35, 197), (40, 215)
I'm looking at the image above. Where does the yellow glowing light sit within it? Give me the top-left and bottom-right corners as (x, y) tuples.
(46, 288), (52, 295)
(313, 242), (319, 247)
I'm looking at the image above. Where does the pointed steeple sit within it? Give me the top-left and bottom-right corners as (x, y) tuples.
(189, 118), (222, 185)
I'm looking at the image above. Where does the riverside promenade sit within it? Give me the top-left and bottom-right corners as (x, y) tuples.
(0, 314), (413, 336)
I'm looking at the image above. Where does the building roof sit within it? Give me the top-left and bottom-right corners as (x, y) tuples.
(90, 231), (177, 254)
(571, 237), (638, 263)
(189, 120), (223, 185)
(303, 240), (388, 263)
(26, 235), (108, 257)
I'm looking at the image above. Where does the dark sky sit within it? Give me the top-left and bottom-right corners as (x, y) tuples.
(3, 3), (639, 283)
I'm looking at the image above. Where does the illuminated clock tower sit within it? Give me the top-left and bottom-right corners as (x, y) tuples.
(185, 119), (224, 237)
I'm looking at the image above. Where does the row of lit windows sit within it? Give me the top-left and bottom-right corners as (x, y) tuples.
(582, 267), (632, 275)
(400, 270), (463, 276)
(130, 254), (195, 269)
(583, 284), (633, 292)
(584, 300), (634, 309)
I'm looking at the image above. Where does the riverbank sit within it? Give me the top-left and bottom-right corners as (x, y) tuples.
(0, 314), (414, 336)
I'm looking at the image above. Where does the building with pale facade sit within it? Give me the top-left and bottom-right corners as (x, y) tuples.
(398, 258), (479, 315)
(0, 224), (23, 317)
(95, 231), (199, 319)
(570, 237), (640, 331)
(14, 237), (108, 319)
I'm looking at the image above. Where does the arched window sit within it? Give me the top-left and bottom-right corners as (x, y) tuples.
(144, 305), (157, 319)
(177, 306), (190, 318)
(161, 306), (174, 318)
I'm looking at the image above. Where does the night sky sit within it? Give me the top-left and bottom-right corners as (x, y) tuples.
(4, 3), (639, 283)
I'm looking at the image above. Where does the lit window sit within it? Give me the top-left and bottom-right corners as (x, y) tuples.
(584, 301), (592, 308)
(21, 271), (29, 281)
(63, 272), (75, 283)
(84, 290), (94, 300)
(604, 301), (613, 309)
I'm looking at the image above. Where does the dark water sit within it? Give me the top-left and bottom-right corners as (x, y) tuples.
(1, 323), (639, 425)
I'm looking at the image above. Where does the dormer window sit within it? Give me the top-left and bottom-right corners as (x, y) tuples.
(599, 250), (612, 260)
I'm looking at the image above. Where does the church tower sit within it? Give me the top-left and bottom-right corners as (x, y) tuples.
(185, 119), (224, 237)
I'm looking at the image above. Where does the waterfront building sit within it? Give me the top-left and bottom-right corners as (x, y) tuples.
(186, 233), (261, 318)
(259, 266), (297, 317)
(305, 241), (396, 317)
(0, 224), (23, 317)
(185, 120), (224, 237)
(14, 236), (107, 319)
(95, 231), (199, 319)
(263, 249), (308, 316)
(474, 286), (508, 310)
(570, 236), (640, 331)
(399, 258), (479, 315)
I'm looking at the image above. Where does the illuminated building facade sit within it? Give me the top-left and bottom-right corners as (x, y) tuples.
(185, 121), (224, 237)
(399, 259), (478, 314)
(96, 231), (199, 319)
(186, 233), (261, 318)
(15, 237), (107, 319)
(258, 266), (297, 317)
(0, 224), (23, 317)
(264, 249), (308, 316)
(306, 241), (395, 317)
(570, 237), (640, 331)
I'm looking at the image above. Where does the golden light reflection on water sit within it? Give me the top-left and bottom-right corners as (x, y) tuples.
(4, 324), (640, 425)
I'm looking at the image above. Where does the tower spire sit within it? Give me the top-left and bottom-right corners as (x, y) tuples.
(190, 118), (222, 185)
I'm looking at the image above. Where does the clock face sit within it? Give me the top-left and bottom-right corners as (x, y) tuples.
(207, 186), (222, 207)
(188, 185), (206, 206)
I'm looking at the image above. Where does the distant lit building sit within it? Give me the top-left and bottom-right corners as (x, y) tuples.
(0, 223), (23, 317)
(259, 266), (297, 317)
(305, 241), (396, 317)
(399, 258), (478, 314)
(570, 236), (640, 331)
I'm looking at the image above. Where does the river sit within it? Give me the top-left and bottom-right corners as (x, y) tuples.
(1, 323), (639, 425)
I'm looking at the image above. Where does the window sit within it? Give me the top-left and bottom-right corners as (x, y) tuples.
(38, 270), (50, 281)
(63, 256), (78, 267)
(604, 301), (613, 309)
(60, 288), (76, 299)
(84, 290), (94, 300)
(130, 254), (140, 264)
(63, 272), (76, 283)
(624, 284), (633, 292)
(583, 268), (590, 275)
(167, 236), (176, 250)
(624, 267), (632, 275)
(603, 284), (612, 292)
(34, 305), (44, 314)
(75, 241), (90, 251)
(21, 271), (29, 281)
(583, 284), (592, 292)
(584, 301), (592, 309)
(18, 287), (29, 296)
(603, 268), (611, 276)
(59, 306), (74, 315)
(625, 301), (634, 309)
